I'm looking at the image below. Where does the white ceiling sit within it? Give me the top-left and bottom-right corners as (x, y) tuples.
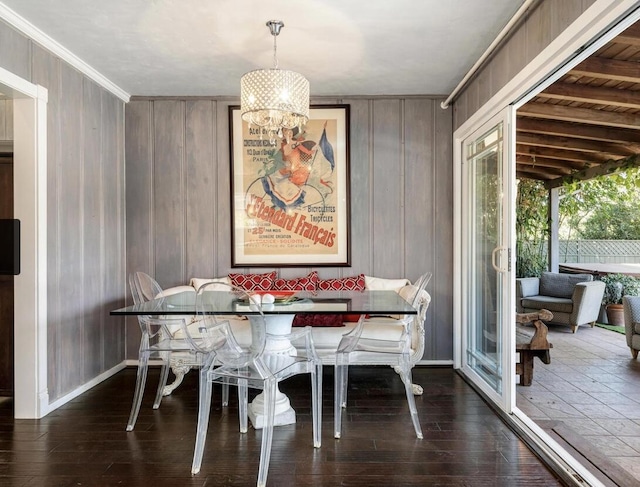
(0, 0), (525, 98)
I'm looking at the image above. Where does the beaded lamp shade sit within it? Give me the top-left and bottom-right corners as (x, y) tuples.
(240, 20), (309, 142)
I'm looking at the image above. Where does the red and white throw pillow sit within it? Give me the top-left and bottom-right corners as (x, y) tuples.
(273, 271), (318, 291)
(292, 313), (345, 327)
(317, 274), (366, 291)
(228, 271), (277, 291)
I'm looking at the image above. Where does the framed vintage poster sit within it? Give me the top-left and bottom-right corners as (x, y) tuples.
(230, 104), (350, 267)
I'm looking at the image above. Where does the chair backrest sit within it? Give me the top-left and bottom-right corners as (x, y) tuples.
(129, 272), (164, 305)
(189, 281), (267, 369)
(400, 272), (432, 321)
(129, 272), (173, 338)
(539, 272), (593, 299)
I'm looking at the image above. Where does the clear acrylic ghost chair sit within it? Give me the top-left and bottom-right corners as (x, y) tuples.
(334, 272), (432, 439)
(126, 272), (195, 431)
(184, 281), (322, 487)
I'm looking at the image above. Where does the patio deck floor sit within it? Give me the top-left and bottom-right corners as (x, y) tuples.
(517, 322), (640, 486)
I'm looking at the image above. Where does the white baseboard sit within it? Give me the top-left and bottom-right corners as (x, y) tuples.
(43, 361), (127, 416)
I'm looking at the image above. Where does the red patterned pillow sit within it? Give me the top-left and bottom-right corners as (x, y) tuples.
(317, 274), (366, 291)
(343, 314), (363, 322)
(273, 271), (318, 291)
(292, 314), (345, 327)
(228, 271), (277, 291)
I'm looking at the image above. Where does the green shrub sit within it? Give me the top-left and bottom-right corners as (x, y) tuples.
(599, 273), (640, 305)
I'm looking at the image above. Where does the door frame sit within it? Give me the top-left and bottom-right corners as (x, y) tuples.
(0, 66), (48, 418)
(457, 108), (516, 411)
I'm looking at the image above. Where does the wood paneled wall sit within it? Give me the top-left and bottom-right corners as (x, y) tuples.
(125, 97), (454, 361)
(453, 0), (597, 128)
(0, 100), (13, 140)
(0, 20), (126, 402)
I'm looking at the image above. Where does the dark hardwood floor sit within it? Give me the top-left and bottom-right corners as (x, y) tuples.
(0, 366), (566, 486)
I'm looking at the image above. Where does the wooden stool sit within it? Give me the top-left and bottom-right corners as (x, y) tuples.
(515, 309), (553, 386)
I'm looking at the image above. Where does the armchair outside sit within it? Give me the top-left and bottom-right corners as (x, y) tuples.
(623, 296), (640, 359)
(516, 272), (605, 333)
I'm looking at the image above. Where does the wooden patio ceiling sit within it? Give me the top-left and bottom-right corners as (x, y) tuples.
(516, 21), (640, 188)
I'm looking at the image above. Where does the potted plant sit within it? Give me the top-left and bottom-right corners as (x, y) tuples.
(600, 273), (640, 325)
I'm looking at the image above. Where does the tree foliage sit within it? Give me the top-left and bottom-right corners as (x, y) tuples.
(560, 168), (640, 240)
(516, 179), (548, 277)
(515, 166), (640, 277)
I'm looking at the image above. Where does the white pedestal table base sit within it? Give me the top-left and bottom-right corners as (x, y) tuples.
(247, 313), (297, 429)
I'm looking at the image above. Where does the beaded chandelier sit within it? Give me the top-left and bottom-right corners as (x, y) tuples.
(240, 20), (309, 143)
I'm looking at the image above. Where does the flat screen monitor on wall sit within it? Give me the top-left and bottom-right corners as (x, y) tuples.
(0, 219), (20, 275)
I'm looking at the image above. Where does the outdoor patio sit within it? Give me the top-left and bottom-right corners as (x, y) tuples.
(517, 322), (640, 486)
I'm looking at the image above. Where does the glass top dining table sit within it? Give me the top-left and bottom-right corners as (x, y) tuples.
(109, 290), (417, 316)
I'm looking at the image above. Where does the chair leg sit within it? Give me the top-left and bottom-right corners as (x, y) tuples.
(191, 365), (214, 475)
(153, 352), (171, 409)
(127, 348), (150, 432)
(399, 359), (423, 439)
(571, 325), (578, 333)
(311, 362), (322, 448)
(238, 379), (248, 434)
(334, 354), (348, 439)
(632, 348), (639, 360)
(257, 378), (276, 487)
(222, 383), (230, 407)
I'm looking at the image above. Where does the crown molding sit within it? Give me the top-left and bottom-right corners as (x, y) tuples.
(0, 2), (130, 102)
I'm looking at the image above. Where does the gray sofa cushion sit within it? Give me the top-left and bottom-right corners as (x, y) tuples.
(521, 296), (574, 314)
(539, 272), (593, 299)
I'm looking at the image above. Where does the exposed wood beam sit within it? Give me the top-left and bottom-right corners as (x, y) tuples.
(516, 156), (576, 173)
(538, 83), (640, 109)
(545, 154), (640, 189)
(516, 166), (556, 180)
(516, 167), (556, 182)
(516, 118), (640, 146)
(516, 132), (636, 157)
(614, 23), (640, 46)
(516, 144), (609, 164)
(518, 102), (640, 130)
(570, 56), (640, 83)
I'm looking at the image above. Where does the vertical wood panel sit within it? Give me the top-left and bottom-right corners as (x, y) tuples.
(525, 0), (553, 62)
(550, 0), (585, 41)
(0, 100), (7, 139)
(4, 100), (12, 140)
(215, 101), (236, 277)
(125, 100), (153, 358)
(342, 99), (371, 276)
(404, 99), (435, 282)
(372, 99), (403, 277)
(125, 101), (153, 277)
(57, 63), (84, 396)
(477, 66), (491, 111)
(0, 20), (31, 81)
(489, 42), (510, 100)
(82, 80), (103, 379)
(102, 93), (125, 368)
(185, 100), (216, 280)
(153, 101), (186, 288)
(433, 101), (454, 360)
(505, 17), (528, 86)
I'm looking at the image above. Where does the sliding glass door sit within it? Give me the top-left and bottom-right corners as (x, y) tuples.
(460, 110), (514, 408)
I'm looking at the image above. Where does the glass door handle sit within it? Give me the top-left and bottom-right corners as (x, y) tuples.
(491, 246), (508, 273)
